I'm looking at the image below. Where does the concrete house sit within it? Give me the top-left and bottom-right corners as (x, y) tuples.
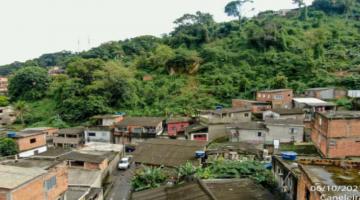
(84, 126), (114, 144)
(53, 127), (85, 148)
(114, 117), (164, 144)
(256, 89), (293, 109)
(197, 108), (252, 141)
(312, 111), (360, 158)
(22, 127), (59, 147)
(9, 130), (48, 157)
(263, 108), (305, 121)
(227, 122), (268, 144)
(292, 98), (335, 122)
(232, 99), (271, 113)
(166, 117), (192, 138)
(0, 162), (68, 200)
(185, 124), (209, 141)
(304, 87), (346, 100)
(265, 119), (304, 144)
(91, 114), (124, 126)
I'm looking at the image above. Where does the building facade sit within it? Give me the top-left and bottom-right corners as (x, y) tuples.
(10, 130), (48, 158)
(256, 89), (293, 109)
(53, 128), (85, 148)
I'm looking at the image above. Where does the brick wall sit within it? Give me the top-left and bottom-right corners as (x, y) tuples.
(167, 122), (190, 136)
(16, 134), (46, 152)
(256, 90), (293, 109)
(11, 175), (45, 200)
(44, 165), (68, 200)
(84, 159), (108, 170)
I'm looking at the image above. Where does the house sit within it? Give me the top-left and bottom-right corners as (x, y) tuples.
(84, 126), (114, 144)
(166, 117), (192, 138)
(311, 111), (360, 158)
(206, 142), (264, 161)
(347, 90), (360, 98)
(8, 130), (47, 157)
(91, 114), (124, 126)
(62, 151), (115, 171)
(22, 127), (59, 146)
(232, 99), (272, 113)
(304, 87), (346, 100)
(0, 106), (16, 126)
(133, 139), (207, 168)
(131, 179), (274, 200)
(198, 108), (252, 141)
(272, 156), (300, 200)
(0, 161), (68, 200)
(292, 98), (336, 122)
(256, 89), (293, 109)
(265, 119), (304, 144)
(0, 77), (8, 94)
(114, 117), (164, 144)
(53, 127), (85, 148)
(297, 159), (360, 200)
(185, 124), (209, 141)
(263, 108), (305, 121)
(48, 67), (65, 76)
(227, 122), (268, 144)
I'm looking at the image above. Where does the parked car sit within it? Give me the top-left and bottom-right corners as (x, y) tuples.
(118, 156), (132, 170)
(125, 144), (136, 152)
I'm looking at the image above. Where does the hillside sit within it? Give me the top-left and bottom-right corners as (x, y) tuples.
(2, 0), (360, 127)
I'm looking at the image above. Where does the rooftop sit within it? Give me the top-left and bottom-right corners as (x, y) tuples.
(293, 98), (335, 106)
(271, 108), (304, 115)
(61, 150), (115, 164)
(35, 147), (72, 158)
(200, 107), (251, 115)
(12, 130), (46, 138)
(66, 187), (90, 200)
(116, 117), (164, 127)
(265, 118), (304, 126)
(58, 127), (84, 135)
(3, 158), (61, 170)
(91, 114), (123, 119)
(232, 99), (271, 105)
(318, 111), (360, 119)
(23, 127), (58, 131)
(227, 122), (267, 130)
(86, 126), (113, 131)
(0, 165), (46, 189)
(131, 179), (274, 200)
(167, 117), (192, 124)
(68, 168), (102, 187)
(258, 89), (292, 93)
(133, 139), (207, 167)
(81, 142), (124, 152)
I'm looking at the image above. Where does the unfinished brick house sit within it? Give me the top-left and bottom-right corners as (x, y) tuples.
(9, 130), (48, 158)
(256, 89), (293, 109)
(312, 111), (360, 158)
(232, 99), (271, 113)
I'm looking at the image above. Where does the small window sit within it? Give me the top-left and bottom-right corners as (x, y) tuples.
(329, 140), (337, 147)
(30, 138), (36, 143)
(274, 95), (283, 100)
(44, 176), (57, 191)
(88, 132), (96, 137)
(258, 132), (262, 137)
(244, 113), (249, 117)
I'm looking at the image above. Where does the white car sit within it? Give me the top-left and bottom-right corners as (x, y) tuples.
(118, 157), (131, 170)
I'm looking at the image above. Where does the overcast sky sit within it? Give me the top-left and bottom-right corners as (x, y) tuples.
(0, 0), (313, 65)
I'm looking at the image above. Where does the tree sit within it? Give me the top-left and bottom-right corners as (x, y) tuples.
(0, 138), (18, 156)
(293, 0), (308, 20)
(0, 96), (9, 107)
(131, 167), (167, 191)
(14, 101), (30, 125)
(225, 0), (253, 25)
(8, 67), (50, 101)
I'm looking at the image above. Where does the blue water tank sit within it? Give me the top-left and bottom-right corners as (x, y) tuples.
(264, 163), (272, 170)
(7, 132), (16, 138)
(195, 150), (206, 158)
(281, 151), (297, 161)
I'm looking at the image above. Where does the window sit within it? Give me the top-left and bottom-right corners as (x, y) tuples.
(44, 176), (57, 191)
(88, 132), (96, 137)
(274, 95), (283, 100)
(30, 138), (36, 143)
(290, 128), (297, 134)
(258, 132), (262, 137)
(244, 113), (249, 117)
(329, 140), (337, 148)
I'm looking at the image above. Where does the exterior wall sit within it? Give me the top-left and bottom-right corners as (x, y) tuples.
(312, 113), (360, 158)
(53, 134), (83, 147)
(84, 130), (112, 143)
(297, 171), (322, 200)
(256, 90), (293, 109)
(167, 122), (190, 137)
(229, 129), (267, 144)
(16, 134), (47, 152)
(208, 124), (228, 141)
(10, 176), (45, 200)
(272, 157), (298, 200)
(43, 165), (68, 200)
(200, 111), (252, 124)
(263, 111), (305, 121)
(18, 146), (47, 158)
(266, 125), (304, 143)
(252, 105), (272, 113)
(190, 133), (208, 141)
(84, 159), (108, 171)
(348, 90), (360, 98)
(102, 117), (123, 126)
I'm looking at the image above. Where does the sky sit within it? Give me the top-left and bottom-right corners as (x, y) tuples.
(0, 0), (313, 65)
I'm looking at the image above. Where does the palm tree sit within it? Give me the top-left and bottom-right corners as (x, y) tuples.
(14, 101), (30, 126)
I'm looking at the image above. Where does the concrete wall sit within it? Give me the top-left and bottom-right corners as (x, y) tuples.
(167, 122), (190, 136)
(85, 130), (112, 143)
(18, 146), (47, 158)
(266, 124), (304, 143)
(229, 129), (267, 144)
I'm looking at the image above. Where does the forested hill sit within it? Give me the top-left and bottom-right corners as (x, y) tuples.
(3, 0), (360, 126)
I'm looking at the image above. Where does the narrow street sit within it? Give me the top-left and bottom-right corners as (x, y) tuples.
(106, 165), (134, 200)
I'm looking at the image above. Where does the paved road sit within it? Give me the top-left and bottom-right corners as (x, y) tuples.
(107, 165), (134, 200)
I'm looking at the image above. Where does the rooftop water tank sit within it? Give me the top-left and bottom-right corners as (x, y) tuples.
(7, 132), (16, 138)
(281, 151), (297, 161)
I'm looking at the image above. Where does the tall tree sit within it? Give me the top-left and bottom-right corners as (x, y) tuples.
(14, 101), (30, 126)
(225, 0), (253, 25)
(293, 0), (308, 20)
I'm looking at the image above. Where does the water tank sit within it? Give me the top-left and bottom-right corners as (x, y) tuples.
(281, 151), (297, 161)
(7, 132), (16, 138)
(195, 150), (205, 158)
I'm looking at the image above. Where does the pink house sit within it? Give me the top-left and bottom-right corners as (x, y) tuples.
(167, 117), (192, 137)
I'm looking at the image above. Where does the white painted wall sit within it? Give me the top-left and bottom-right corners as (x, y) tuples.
(18, 146), (47, 158)
(84, 130), (112, 143)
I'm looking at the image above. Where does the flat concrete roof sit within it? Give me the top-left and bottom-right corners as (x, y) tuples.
(318, 111), (360, 119)
(3, 159), (60, 170)
(0, 165), (46, 189)
(68, 168), (102, 187)
(293, 98), (335, 106)
(81, 142), (123, 152)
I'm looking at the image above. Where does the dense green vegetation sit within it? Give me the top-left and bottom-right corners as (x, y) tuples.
(0, 138), (18, 156)
(2, 0), (360, 126)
